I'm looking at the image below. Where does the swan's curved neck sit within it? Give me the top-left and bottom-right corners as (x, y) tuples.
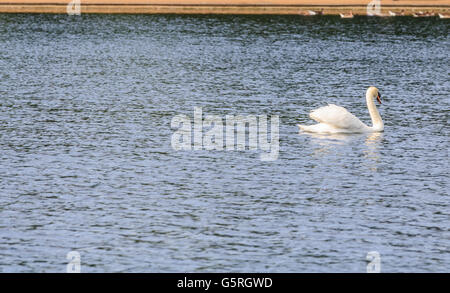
(366, 92), (384, 131)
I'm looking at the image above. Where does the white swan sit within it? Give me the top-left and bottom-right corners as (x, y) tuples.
(298, 86), (383, 133)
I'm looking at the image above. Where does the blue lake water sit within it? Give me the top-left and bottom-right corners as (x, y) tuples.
(0, 14), (448, 272)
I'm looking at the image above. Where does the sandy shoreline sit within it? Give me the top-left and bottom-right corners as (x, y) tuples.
(0, 0), (448, 15)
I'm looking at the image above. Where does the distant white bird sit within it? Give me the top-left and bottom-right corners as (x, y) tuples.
(340, 11), (354, 18)
(413, 11), (435, 17)
(307, 10), (324, 15)
(298, 87), (384, 134)
(438, 13), (450, 19)
(388, 10), (405, 16)
(298, 9), (323, 16)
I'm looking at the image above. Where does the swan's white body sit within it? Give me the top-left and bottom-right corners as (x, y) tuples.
(298, 87), (384, 134)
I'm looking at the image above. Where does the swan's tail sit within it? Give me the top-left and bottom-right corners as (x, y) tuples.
(298, 123), (334, 133)
(298, 124), (313, 132)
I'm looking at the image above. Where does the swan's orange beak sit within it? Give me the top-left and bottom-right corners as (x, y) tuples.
(376, 93), (382, 104)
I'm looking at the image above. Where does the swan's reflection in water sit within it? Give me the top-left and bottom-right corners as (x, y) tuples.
(299, 131), (384, 196)
(363, 132), (383, 171)
(299, 131), (384, 172)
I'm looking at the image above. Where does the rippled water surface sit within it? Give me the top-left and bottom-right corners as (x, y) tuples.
(0, 14), (448, 272)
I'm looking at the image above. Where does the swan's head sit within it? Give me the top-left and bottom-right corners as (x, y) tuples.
(367, 86), (382, 104)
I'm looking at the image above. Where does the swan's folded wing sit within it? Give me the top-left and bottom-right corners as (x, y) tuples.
(309, 104), (366, 129)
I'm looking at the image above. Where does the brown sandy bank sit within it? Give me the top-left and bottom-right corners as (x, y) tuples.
(0, 0), (448, 15)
